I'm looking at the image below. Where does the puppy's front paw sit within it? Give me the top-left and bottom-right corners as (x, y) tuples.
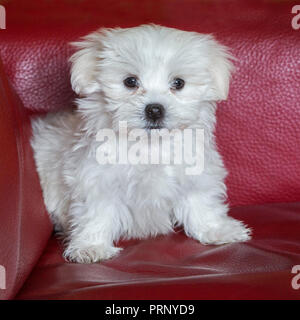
(196, 217), (252, 245)
(64, 244), (122, 263)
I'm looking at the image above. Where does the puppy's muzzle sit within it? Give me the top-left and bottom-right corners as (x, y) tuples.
(145, 103), (165, 122)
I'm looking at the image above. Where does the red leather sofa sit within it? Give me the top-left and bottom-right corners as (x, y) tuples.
(0, 0), (299, 300)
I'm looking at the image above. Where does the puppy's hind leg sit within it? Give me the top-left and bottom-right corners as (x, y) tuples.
(30, 113), (75, 234)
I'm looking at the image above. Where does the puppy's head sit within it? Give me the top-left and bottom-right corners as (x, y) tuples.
(70, 24), (233, 131)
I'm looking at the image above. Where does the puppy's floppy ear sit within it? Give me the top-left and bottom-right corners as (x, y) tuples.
(69, 29), (105, 96)
(207, 37), (234, 101)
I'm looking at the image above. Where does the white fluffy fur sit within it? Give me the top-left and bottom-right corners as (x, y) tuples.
(31, 25), (251, 263)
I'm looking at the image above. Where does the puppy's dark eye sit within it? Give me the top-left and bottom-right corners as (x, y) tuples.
(171, 78), (185, 90)
(124, 76), (138, 88)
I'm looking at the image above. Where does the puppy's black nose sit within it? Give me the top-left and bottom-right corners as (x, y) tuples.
(145, 104), (165, 121)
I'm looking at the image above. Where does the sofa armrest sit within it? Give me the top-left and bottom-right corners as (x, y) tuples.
(0, 58), (52, 299)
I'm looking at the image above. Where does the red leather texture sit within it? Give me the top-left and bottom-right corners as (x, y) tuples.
(0, 59), (53, 300)
(16, 202), (300, 300)
(0, 0), (299, 207)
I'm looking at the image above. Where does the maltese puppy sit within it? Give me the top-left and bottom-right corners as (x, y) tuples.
(31, 24), (251, 263)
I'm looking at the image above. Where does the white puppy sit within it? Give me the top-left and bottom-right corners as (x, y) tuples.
(31, 24), (251, 263)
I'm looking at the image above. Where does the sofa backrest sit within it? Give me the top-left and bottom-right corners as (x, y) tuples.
(0, 0), (299, 207)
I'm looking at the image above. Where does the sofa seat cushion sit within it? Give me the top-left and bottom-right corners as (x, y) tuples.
(16, 202), (300, 299)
